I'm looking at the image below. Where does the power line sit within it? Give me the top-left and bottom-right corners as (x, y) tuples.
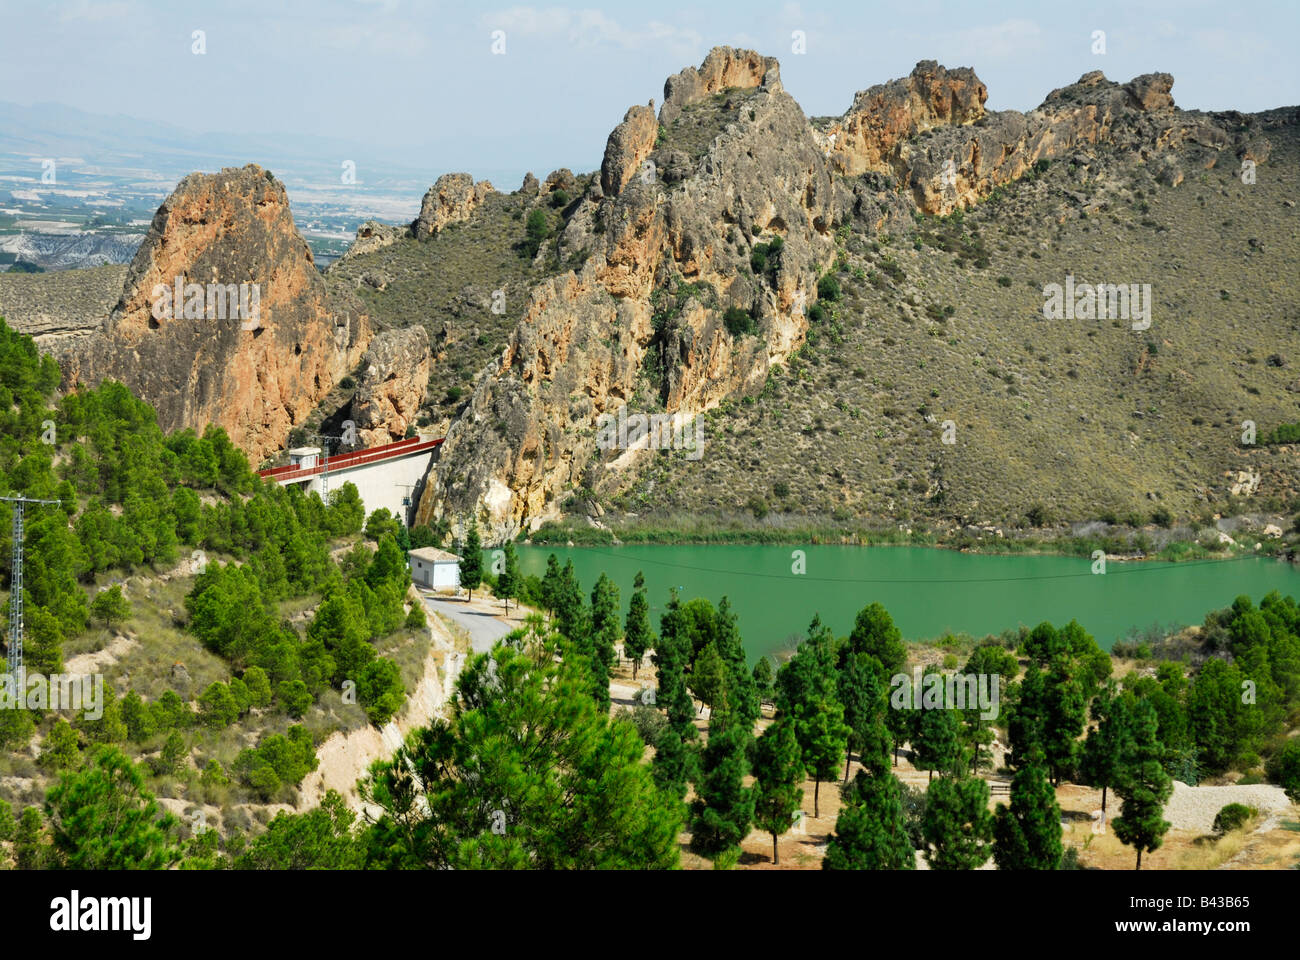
(540, 545), (1269, 585)
(2, 496), (61, 683)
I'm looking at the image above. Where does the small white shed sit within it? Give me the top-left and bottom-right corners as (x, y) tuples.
(287, 446), (321, 469)
(409, 547), (461, 591)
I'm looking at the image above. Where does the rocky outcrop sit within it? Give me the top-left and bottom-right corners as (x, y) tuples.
(601, 103), (658, 197)
(333, 219), (411, 267)
(659, 46), (779, 125)
(53, 164), (370, 464)
(542, 169), (578, 198)
(415, 48), (837, 542)
(820, 60), (988, 176)
(820, 63), (1243, 216)
(350, 325), (431, 446)
(414, 173), (495, 239)
(411, 50), (1271, 542)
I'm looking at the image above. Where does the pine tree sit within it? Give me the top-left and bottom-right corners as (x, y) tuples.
(751, 718), (803, 865)
(496, 541), (520, 613)
(458, 520), (483, 600)
(1080, 680), (1133, 813)
(1042, 651), (1087, 785)
(1008, 661), (1048, 771)
(712, 598), (759, 731)
(651, 591), (698, 798)
(992, 748), (1062, 869)
(553, 560), (588, 643)
(824, 769), (915, 870)
(847, 602), (907, 675)
(799, 697), (850, 819)
(838, 651), (887, 781)
(752, 655), (776, 706)
(623, 572), (654, 680)
(654, 590), (696, 731)
(359, 632), (682, 869)
(913, 686), (965, 781)
(688, 710), (753, 869)
(45, 747), (180, 869)
(1112, 699), (1172, 870)
(539, 554), (562, 615)
(923, 774), (994, 870)
(651, 724), (692, 804)
(14, 806), (47, 870)
(38, 718), (82, 771)
(588, 573), (620, 707)
(89, 584), (131, 629)
(778, 616), (848, 818)
(690, 642), (727, 715)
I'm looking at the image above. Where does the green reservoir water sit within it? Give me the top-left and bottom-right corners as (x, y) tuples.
(515, 545), (1300, 663)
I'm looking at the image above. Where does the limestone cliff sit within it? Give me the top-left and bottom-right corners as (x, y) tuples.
(350, 325), (431, 447)
(416, 49), (843, 542)
(404, 50), (1269, 542)
(54, 165), (370, 464)
(817, 63), (1237, 216)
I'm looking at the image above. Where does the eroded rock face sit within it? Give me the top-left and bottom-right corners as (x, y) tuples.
(411, 49), (1269, 542)
(601, 102), (657, 197)
(414, 173), (495, 239)
(820, 60), (988, 176)
(820, 63), (1236, 216)
(415, 48), (837, 542)
(350, 325), (431, 447)
(659, 46), (779, 125)
(54, 164), (370, 464)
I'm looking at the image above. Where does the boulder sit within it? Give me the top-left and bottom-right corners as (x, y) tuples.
(414, 173), (495, 239)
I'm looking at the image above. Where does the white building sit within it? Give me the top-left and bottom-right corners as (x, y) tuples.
(408, 547), (462, 591)
(260, 436), (442, 525)
(287, 446), (320, 469)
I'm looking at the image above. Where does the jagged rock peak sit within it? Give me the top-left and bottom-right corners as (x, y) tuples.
(820, 60), (988, 177)
(658, 46), (781, 126)
(601, 101), (657, 198)
(55, 162), (371, 464)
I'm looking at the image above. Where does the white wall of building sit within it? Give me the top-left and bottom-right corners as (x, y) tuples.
(291, 450), (434, 524)
(411, 557), (460, 590)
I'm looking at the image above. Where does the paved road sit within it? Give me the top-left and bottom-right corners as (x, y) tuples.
(423, 596), (514, 654)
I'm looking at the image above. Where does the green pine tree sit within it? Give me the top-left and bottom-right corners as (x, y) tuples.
(89, 583), (131, 629)
(688, 710), (753, 869)
(459, 520), (483, 600)
(38, 718), (82, 771)
(751, 717), (803, 865)
(622, 571), (654, 681)
(1112, 699), (1173, 870)
(824, 769), (915, 870)
(496, 541), (521, 613)
(923, 774), (994, 870)
(1080, 680), (1133, 813)
(992, 748), (1063, 869)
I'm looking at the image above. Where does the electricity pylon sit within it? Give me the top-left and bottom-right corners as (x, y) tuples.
(311, 434), (345, 505)
(2, 496), (60, 681)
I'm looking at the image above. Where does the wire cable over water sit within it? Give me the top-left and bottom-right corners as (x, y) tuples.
(563, 546), (1269, 585)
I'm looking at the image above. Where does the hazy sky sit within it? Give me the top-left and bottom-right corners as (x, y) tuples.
(3, 0), (1297, 183)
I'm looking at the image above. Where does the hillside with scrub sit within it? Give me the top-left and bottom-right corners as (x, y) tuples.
(0, 318), (430, 852)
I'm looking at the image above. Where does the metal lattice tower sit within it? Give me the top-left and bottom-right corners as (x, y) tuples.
(311, 435), (344, 506)
(2, 497), (60, 682)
